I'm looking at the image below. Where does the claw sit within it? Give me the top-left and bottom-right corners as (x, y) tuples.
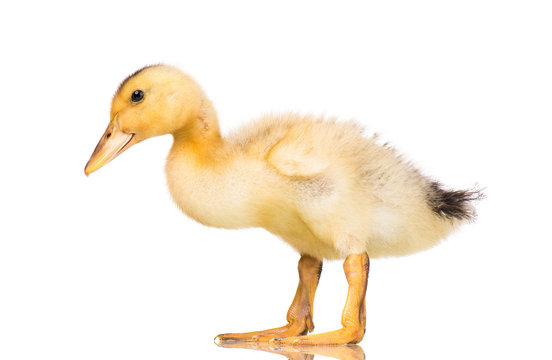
(214, 335), (224, 346)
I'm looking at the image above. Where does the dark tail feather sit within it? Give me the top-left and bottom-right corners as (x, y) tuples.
(428, 181), (484, 221)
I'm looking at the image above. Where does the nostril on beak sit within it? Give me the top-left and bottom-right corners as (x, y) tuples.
(106, 132), (112, 139)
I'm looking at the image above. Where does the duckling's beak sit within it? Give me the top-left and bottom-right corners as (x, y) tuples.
(84, 123), (137, 176)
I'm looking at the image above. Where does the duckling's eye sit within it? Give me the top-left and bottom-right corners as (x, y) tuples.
(130, 90), (144, 103)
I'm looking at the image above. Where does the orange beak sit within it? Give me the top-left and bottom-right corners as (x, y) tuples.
(84, 122), (137, 176)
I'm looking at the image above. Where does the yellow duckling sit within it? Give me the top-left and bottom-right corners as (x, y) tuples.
(85, 65), (481, 346)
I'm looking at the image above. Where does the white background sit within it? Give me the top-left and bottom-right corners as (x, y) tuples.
(1, 1), (551, 359)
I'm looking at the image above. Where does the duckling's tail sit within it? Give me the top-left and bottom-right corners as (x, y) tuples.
(427, 181), (484, 222)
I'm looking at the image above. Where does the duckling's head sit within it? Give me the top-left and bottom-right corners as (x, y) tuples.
(85, 65), (216, 175)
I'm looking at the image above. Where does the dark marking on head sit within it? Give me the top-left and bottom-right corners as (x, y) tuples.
(115, 64), (161, 95)
(427, 181), (484, 221)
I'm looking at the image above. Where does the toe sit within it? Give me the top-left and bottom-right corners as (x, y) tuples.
(269, 337), (283, 346)
(214, 335), (225, 346)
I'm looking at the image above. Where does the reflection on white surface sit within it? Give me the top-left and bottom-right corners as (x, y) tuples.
(217, 341), (365, 360)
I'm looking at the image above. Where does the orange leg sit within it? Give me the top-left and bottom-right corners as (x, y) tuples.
(271, 253), (369, 346)
(215, 255), (323, 343)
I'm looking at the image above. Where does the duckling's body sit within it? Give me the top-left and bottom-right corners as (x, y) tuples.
(167, 114), (464, 260)
(85, 65), (481, 346)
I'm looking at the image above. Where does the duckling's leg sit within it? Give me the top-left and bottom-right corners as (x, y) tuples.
(214, 255), (322, 343)
(270, 253), (369, 346)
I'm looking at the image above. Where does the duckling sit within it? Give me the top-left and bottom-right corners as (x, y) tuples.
(85, 65), (482, 346)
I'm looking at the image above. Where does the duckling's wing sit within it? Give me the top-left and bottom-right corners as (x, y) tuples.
(266, 132), (330, 177)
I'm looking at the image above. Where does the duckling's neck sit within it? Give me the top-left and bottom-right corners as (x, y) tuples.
(166, 101), (250, 228)
(170, 99), (227, 165)
(171, 128), (226, 165)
